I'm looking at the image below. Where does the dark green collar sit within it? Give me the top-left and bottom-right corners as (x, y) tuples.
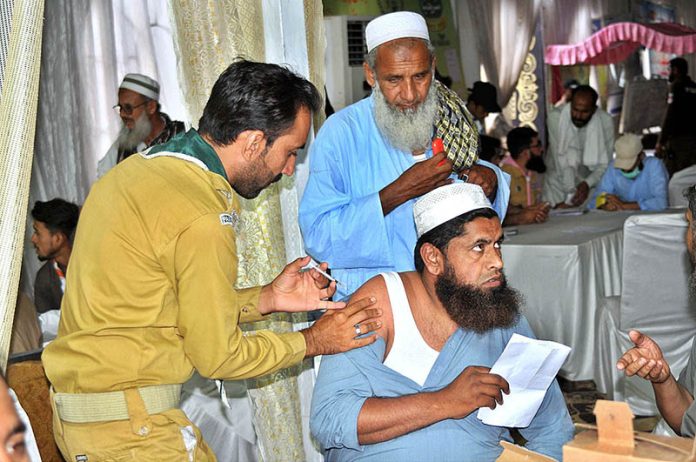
(147, 129), (227, 179)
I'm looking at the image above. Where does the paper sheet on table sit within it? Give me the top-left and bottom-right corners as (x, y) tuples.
(549, 207), (587, 217)
(477, 334), (570, 428)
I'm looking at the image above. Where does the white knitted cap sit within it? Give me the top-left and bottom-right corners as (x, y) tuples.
(414, 183), (493, 238)
(119, 73), (160, 101)
(365, 11), (430, 53)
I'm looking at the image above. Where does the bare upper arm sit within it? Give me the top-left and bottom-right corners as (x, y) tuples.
(349, 275), (393, 358)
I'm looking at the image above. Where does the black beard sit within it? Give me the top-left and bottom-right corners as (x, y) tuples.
(572, 117), (589, 128)
(435, 263), (521, 333)
(526, 155), (547, 173)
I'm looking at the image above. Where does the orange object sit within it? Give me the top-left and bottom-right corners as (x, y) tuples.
(432, 138), (447, 167)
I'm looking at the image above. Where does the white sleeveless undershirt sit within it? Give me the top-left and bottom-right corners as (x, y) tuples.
(381, 272), (440, 386)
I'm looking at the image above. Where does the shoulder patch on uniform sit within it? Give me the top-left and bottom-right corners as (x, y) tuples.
(220, 211), (239, 228)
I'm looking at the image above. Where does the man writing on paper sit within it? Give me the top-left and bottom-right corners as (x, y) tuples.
(42, 61), (382, 461)
(617, 184), (696, 436)
(310, 183), (573, 461)
(299, 11), (510, 299)
(589, 133), (668, 212)
(543, 85), (614, 208)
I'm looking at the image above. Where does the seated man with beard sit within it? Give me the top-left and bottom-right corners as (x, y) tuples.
(97, 73), (185, 177)
(299, 11), (509, 299)
(310, 183), (574, 461)
(501, 127), (550, 225)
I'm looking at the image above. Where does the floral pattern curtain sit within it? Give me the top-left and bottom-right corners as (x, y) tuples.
(168, 1), (325, 460)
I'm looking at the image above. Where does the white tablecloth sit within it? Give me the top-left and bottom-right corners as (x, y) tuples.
(502, 210), (634, 380)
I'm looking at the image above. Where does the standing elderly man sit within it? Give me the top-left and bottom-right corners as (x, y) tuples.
(299, 11), (509, 298)
(617, 184), (696, 436)
(42, 60), (381, 462)
(310, 183), (574, 461)
(97, 73), (185, 177)
(543, 84), (614, 207)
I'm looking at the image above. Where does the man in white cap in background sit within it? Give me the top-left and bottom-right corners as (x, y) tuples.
(299, 11), (510, 299)
(589, 133), (668, 211)
(310, 183), (573, 461)
(97, 73), (185, 177)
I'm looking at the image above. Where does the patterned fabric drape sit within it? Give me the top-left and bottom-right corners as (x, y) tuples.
(0, 0), (45, 371)
(168, 1), (314, 460)
(304, 0), (327, 133)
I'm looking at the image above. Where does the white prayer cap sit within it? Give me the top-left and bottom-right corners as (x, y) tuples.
(119, 73), (160, 101)
(614, 133), (643, 170)
(365, 11), (430, 53)
(414, 183), (493, 238)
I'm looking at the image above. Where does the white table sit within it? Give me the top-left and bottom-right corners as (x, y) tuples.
(502, 210), (637, 380)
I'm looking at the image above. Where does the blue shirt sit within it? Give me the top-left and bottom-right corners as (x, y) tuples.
(589, 157), (668, 211)
(298, 96), (510, 299)
(310, 315), (574, 461)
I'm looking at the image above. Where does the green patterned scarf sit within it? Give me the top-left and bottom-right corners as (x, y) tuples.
(433, 80), (479, 172)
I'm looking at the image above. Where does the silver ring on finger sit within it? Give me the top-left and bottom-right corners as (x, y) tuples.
(354, 323), (361, 336)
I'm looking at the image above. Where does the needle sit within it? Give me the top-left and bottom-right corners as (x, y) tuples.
(306, 261), (344, 288)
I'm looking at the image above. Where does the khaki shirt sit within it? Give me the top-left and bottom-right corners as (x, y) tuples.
(43, 145), (305, 393)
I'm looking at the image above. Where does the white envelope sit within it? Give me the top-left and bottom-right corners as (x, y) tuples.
(477, 334), (571, 428)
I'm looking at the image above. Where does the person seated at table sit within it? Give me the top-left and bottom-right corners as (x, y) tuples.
(310, 183), (574, 461)
(589, 133), (668, 212)
(500, 127), (550, 225)
(543, 85), (614, 208)
(616, 184), (696, 436)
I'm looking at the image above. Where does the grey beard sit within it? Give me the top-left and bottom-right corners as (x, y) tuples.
(373, 82), (438, 154)
(116, 112), (152, 151)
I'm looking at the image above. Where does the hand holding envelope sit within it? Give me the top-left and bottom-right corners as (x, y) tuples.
(477, 334), (571, 428)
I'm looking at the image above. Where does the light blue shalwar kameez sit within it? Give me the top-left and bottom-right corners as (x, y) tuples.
(298, 96), (510, 298)
(588, 157), (669, 211)
(310, 315), (574, 461)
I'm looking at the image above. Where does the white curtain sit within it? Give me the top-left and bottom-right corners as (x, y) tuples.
(0, 0), (45, 370)
(465, 0), (540, 107)
(21, 0), (186, 297)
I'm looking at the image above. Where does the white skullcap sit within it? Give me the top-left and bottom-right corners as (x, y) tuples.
(414, 183), (493, 238)
(119, 73), (160, 101)
(365, 11), (430, 53)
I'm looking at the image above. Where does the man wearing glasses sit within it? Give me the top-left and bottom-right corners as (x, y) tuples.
(500, 127), (550, 225)
(97, 73), (185, 177)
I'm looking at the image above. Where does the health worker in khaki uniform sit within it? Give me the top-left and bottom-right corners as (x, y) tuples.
(42, 60), (382, 461)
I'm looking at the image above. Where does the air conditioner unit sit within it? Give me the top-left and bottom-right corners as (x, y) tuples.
(324, 15), (375, 111)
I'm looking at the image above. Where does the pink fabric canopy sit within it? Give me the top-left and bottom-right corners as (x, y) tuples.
(545, 22), (696, 66)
